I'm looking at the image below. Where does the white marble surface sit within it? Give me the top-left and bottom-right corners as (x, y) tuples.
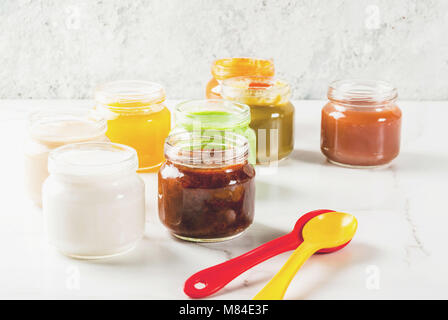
(0, 99), (447, 299)
(2, 1), (448, 100)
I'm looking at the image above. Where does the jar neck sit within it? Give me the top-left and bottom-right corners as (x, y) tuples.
(95, 80), (166, 113)
(48, 142), (138, 179)
(211, 57), (274, 81)
(175, 99), (250, 130)
(221, 76), (291, 106)
(50, 169), (135, 184)
(164, 132), (249, 168)
(96, 101), (166, 115)
(28, 109), (107, 147)
(328, 79), (397, 108)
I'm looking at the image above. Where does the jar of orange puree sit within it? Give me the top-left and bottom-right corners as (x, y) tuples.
(94, 80), (171, 172)
(321, 79), (402, 168)
(206, 58), (275, 99)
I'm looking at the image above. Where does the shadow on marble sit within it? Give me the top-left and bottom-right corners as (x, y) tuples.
(215, 272), (275, 299)
(255, 179), (298, 201)
(288, 149), (328, 166)
(79, 235), (181, 268)
(192, 222), (288, 260)
(86, 221), (289, 268)
(253, 149), (327, 172)
(288, 150), (448, 175)
(289, 242), (379, 300)
(392, 152), (448, 173)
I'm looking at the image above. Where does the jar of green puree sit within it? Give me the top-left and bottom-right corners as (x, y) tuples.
(172, 99), (256, 165)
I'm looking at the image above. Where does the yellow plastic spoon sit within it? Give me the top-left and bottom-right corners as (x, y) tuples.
(253, 211), (357, 300)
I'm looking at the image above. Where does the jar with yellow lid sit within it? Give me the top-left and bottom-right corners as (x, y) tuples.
(94, 80), (171, 172)
(221, 76), (294, 164)
(206, 58), (275, 99)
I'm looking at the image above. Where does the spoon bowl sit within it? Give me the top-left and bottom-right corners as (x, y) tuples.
(292, 209), (350, 253)
(302, 212), (358, 248)
(254, 212), (357, 300)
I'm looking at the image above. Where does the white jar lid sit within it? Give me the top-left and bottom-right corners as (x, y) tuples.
(48, 142), (138, 176)
(29, 108), (107, 145)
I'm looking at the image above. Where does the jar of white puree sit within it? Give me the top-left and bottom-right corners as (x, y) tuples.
(24, 108), (107, 207)
(42, 142), (145, 259)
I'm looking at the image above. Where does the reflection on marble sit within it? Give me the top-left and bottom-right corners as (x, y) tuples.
(0, 100), (447, 299)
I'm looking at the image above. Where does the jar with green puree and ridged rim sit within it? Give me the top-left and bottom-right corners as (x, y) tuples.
(172, 99), (256, 164)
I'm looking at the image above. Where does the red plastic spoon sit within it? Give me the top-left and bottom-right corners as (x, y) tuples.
(184, 209), (350, 299)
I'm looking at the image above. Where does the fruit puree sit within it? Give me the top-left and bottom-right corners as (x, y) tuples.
(321, 80), (402, 167)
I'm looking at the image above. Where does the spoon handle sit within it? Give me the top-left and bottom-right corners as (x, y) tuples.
(253, 242), (319, 300)
(184, 233), (298, 298)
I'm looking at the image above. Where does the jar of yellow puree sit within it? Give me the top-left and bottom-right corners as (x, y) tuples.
(94, 80), (171, 172)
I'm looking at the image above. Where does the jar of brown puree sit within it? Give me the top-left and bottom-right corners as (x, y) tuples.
(158, 132), (255, 242)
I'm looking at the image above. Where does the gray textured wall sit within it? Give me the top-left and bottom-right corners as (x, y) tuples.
(1, 0), (447, 100)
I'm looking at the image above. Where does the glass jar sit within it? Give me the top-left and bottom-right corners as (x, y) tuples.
(94, 80), (171, 172)
(158, 132), (255, 242)
(221, 76), (295, 164)
(206, 57), (275, 99)
(321, 80), (402, 168)
(42, 142), (145, 259)
(24, 108), (107, 207)
(172, 99), (256, 164)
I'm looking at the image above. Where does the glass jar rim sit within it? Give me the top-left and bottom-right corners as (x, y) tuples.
(48, 142), (138, 177)
(29, 108), (107, 142)
(328, 79), (398, 107)
(95, 80), (166, 107)
(211, 57), (274, 81)
(164, 131), (249, 168)
(175, 99), (251, 129)
(221, 76), (291, 103)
